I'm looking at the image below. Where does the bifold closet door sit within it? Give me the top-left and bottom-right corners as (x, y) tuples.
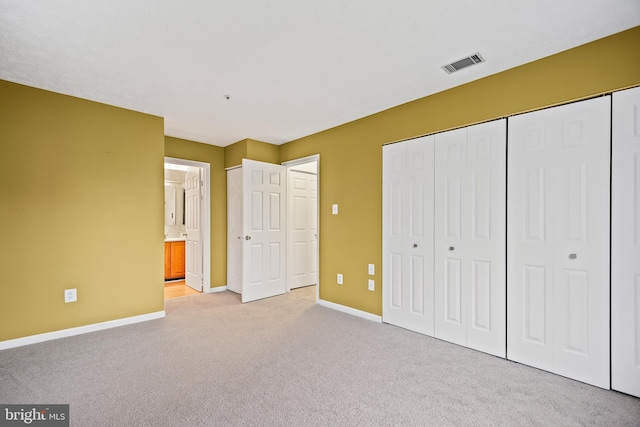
(507, 96), (610, 389)
(434, 119), (506, 357)
(382, 136), (435, 336)
(612, 86), (640, 398)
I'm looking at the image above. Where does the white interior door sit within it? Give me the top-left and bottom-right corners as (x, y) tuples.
(434, 127), (468, 347)
(434, 120), (506, 357)
(612, 86), (640, 398)
(507, 97), (610, 388)
(287, 167), (318, 289)
(185, 167), (203, 292)
(241, 159), (287, 303)
(382, 136), (435, 336)
(226, 167), (243, 294)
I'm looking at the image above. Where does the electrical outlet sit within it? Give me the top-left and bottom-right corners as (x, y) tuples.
(337, 273), (343, 285)
(368, 264), (375, 275)
(64, 288), (77, 303)
(332, 204), (339, 215)
(368, 280), (375, 291)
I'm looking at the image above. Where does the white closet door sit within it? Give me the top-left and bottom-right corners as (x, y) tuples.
(612, 86), (640, 398)
(507, 97), (610, 388)
(434, 120), (506, 357)
(382, 136), (435, 336)
(434, 128), (468, 347)
(466, 121), (507, 356)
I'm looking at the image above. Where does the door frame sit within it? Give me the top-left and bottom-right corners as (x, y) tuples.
(282, 154), (320, 301)
(164, 157), (211, 294)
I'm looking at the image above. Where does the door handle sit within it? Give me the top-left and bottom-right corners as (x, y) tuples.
(413, 243), (418, 248)
(245, 235), (252, 240)
(449, 246), (455, 251)
(569, 253), (577, 260)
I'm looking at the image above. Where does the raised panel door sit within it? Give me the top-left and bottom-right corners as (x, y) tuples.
(241, 159), (287, 303)
(612, 86), (640, 397)
(382, 136), (435, 336)
(508, 97), (610, 388)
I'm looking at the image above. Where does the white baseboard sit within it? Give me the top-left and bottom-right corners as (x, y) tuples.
(318, 299), (382, 323)
(0, 311), (166, 351)
(208, 286), (227, 293)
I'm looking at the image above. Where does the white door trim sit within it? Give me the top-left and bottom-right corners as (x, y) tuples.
(164, 157), (211, 294)
(283, 154), (320, 302)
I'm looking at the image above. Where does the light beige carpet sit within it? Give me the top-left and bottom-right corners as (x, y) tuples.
(1, 286), (639, 426)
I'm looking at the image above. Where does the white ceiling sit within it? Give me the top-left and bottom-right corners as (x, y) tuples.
(1, 1), (638, 147)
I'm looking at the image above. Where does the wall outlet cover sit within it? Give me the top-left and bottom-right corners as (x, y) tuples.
(337, 273), (343, 284)
(368, 279), (375, 291)
(368, 264), (375, 275)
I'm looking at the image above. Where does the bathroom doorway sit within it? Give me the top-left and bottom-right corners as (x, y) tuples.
(164, 157), (211, 296)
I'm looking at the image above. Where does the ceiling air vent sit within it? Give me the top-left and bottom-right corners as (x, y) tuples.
(442, 53), (485, 74)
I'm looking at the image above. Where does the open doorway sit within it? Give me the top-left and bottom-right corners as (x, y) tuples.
(164, 157), (211, 298)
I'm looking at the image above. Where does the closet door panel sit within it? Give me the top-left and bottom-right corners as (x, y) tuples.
(434, 121), (506, 356)
(553, 97), (610, 389)
(466, 120), (506, 357)
(508, 111), (557, 371)
(405, 137), (435, 335)
(508, 97), (610, 388)
(383, 142), (409, 327)
(612, 86), (640, 398)
(383, 136), (435, 336)
(435, 128), (468, 347)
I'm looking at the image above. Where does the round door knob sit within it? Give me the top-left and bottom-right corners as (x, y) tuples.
(413, 244), (418, 248)
(569, 253), (577, 260)
(449, 246), (455, 251)
(245, 235), (252, 240)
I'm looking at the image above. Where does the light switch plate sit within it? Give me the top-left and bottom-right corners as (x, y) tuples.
(337, 273), (343, 285)
(368, 264), (375, 275)
(332, 204), (338, 215)
(368, 280), (375, 291)
(64, 288), (77, 303)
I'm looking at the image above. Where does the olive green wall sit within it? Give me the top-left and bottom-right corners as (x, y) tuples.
(224, 139), (248, 169)
(224, 138), (280, 168)
(164, 136), (227, 289)
(2, 27), (638, 343)
(280, 26), (640, 316)
(0, 80), (165, 342)
(247, 139), (280, 165)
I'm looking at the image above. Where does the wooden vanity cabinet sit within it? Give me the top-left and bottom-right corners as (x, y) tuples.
(164, 241), (185, 280)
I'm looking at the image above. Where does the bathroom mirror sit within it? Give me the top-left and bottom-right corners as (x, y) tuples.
(164, 183), (177, 226)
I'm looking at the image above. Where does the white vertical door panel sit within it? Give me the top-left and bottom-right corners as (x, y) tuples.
(382, 136), (435, 336)
(612, 86), (640, 398)
(434, 120), (506, 357)
(241, 159), (287, 303)
(185, 167), (203, 292)
(508, 97), (610, 388)
(465, 121), (507, 356)
(435, 128), (468, 347)
(288, 169), (318, 289)
(226, 168), (243, 294)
